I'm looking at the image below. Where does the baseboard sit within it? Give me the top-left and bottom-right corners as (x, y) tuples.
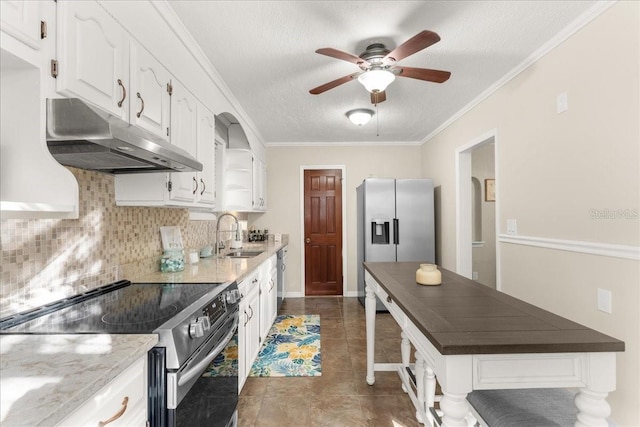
(284, 291), (360, 298)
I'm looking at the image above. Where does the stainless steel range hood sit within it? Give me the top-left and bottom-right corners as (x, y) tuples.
(46, 98), (202, 174)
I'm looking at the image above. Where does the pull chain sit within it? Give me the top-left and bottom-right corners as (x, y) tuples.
(376, 102), (379, 137)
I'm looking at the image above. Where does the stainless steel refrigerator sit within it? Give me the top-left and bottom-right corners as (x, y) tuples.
(357, 178), (435, 310)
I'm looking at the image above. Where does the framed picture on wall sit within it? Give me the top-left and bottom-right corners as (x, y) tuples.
(485, 179), (495, 202)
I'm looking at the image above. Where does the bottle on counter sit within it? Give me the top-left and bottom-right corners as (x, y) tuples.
(161, 249), (185, 272)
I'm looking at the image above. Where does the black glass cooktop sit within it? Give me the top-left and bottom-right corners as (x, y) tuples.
(0, 281), (224, 334)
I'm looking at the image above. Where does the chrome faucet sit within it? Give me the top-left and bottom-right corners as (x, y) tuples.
(215, 213), (240, 257)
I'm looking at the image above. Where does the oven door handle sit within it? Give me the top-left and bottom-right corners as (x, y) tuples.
(177, 313), (238, 387)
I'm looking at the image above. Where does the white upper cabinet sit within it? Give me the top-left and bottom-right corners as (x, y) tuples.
(222, 148), (267, 212)
(56, 1), (129, 120)
(0, 0), (42, 50)
(115, 84), (216, 210)
(196, 104), (216, 205)
(1, 0), (79, 219)
(168, 80), (198, 203)
(129, 42), (171, 140)
(253, 156), (267, 211)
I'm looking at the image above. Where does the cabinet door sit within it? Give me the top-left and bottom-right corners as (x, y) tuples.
(0, 0), (42, 50)
(246, 286), (261, 368)
(196, 103), (216, 205)
(269, 267), (278, 325)
(57, 1), (129, 120)
(169, 81), (198, 202)
(129, 42), (171, 140)
(251, 157), (267, 211)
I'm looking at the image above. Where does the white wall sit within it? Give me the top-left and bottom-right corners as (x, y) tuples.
(250, 144), (422, 296)
(421, 3), (639, 425)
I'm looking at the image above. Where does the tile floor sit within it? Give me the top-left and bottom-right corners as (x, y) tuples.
(238, 296), (423, 427)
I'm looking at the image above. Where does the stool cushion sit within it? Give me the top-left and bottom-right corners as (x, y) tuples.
(467, 388), (577, 427)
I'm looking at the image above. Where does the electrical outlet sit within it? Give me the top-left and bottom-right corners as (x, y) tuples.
(506, 219), (518, 235)
(597, 288), (612, 314)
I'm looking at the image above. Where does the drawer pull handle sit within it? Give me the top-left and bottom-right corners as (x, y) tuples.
(98, 396), (128, 427)
(386, 296), (392, 304)
(136, 92), (144, 118)
(117, 79), (126, 108)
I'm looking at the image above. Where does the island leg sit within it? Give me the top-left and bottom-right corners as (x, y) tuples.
(574, 352), (616, 427)
(365, 283), (377, 385)
(401, 332), (410, 392)
(415, 351), (426, 423)
(440, 389), (470, 427)
(574, 389), (611, 427)
(426, 364), (437, 424)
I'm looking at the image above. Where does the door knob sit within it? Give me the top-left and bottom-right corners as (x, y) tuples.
(305, 238), (311, 244)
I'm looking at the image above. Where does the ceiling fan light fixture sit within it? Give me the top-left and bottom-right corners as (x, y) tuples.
(346, 109), (374, 126)
(357, 69), (395, 93)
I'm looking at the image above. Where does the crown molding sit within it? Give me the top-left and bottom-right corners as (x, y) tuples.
(421, 1), (617, 145)
(266, 140), (423, 147)
(151, 1), (266, 147)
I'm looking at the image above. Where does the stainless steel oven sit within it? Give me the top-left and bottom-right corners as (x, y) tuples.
(149, 284), (240, 427)
(0, 280), (242, 427)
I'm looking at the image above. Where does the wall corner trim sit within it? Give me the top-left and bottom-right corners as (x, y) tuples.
(498, 234), (640, 261)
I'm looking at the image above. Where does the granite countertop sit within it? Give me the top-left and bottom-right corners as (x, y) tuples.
(0, 238), (289, 426)
(0, 333), (158, 427)
(134, 237), (288, 284)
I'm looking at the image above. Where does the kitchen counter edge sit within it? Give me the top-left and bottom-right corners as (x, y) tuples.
(0, 333), (158, 427)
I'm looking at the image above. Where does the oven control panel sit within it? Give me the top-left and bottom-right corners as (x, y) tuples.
(188, 294), (227, 339)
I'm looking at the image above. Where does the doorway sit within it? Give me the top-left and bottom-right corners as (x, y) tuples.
(455, 130), (500, 290)
(302, 168), (344, 296)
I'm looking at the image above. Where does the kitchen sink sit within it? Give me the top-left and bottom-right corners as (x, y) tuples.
(226, 250), (264, 259)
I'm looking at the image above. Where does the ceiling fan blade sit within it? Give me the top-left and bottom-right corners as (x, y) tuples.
(382, 30), (441, 65)
(370, 91), (386, 104)
(395, 66), (451, 83)
(309, 72), (362, 95)
(316, 48), (370, 68)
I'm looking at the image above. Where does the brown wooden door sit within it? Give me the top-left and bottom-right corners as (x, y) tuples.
(304, 169), (343, 296)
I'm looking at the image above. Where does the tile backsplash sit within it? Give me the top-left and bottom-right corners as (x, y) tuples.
(0, 167), (237, 318)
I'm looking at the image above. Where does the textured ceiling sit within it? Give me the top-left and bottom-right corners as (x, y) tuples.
(168, 1), (599, 145)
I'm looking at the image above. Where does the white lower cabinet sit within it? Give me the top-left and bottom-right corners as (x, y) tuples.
(238, 255), (279, 392)
(57, 356), (148, 427)
(259, 255), (278, 340)
(238, 271), (260, 392)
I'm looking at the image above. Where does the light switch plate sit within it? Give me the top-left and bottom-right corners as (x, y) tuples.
(557, 92), (568, 113)
(597, 288), (612, 314)
(506, 219), (518, 235)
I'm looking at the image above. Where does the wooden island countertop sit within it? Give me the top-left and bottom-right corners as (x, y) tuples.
(363, 262), (624, 355)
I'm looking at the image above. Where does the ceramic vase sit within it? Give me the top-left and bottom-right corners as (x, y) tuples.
(416, 263), (441, 285)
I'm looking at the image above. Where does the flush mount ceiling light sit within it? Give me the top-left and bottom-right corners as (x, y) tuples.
(357, 69), (396, 93)
(346, 109), (374, 126)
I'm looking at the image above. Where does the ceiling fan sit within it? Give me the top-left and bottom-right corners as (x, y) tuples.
(309, 30), (451, 104)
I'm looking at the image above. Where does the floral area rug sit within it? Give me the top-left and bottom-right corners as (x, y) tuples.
(250, 314), (321, 377)
(202, 314), (321, 378)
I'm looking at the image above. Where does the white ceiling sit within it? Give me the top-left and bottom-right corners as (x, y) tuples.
(168, 1), (599, 145)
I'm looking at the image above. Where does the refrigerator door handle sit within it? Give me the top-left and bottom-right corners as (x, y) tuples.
(393, 218), (399, 245)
